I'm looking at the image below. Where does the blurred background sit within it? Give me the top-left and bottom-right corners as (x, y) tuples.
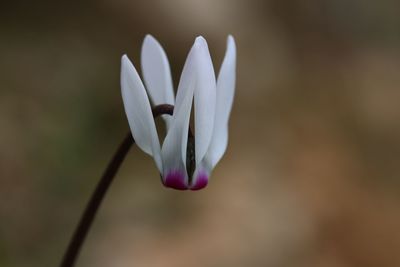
(1, 0), (400, 266)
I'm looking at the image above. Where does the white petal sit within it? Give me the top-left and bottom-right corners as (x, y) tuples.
(141, 35), (175, 128)
(141, 35), (175, 106)
(193, 36), (217, 166)
(204, 35), (236, 169)
(160, 39), (199, 189)
(121, 55), (162, 172)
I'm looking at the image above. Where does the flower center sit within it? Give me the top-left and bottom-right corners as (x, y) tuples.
(186, 133), (196, 183)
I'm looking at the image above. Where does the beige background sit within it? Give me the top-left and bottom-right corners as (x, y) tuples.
(1, 1), (400, 266)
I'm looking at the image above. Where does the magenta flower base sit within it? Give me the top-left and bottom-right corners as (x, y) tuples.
(164, 170), (208, 190)
(190, 172), (208, 190)
(164, 171), (188, 190)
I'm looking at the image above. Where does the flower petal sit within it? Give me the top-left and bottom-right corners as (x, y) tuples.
(193, 36), (217, 166)
(121, 55), (162, 172)
(141, 35), (175, 128)
(160, 39), (200, 189)
(141, 35), (175, 106)
(204, 35), (236, 169)
(190, 36), (236, 189)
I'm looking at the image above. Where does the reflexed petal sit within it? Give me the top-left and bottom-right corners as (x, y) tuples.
(204, 35), (236, 169)
(190, 36), (236, 189)
(160, 39), (199, 189)
(121, 55), (162, 172)
(141, 35), (175, 106)
(141, 35), (175, 128)
(193, 36), (217, 166)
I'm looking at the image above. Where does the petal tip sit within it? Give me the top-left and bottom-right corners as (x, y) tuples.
(143, 34), (157, 45)
(194, 36), (208, 47)
(121, 55), (134, 69)
(227, 36), (236, 52)
(121, 54), (129, 62)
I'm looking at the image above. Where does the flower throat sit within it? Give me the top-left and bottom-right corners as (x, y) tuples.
(186, 131), (196, 182)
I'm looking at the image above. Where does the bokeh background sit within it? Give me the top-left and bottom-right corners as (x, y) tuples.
(1, 1), (400, 266)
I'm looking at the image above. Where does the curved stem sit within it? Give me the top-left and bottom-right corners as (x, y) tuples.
(60, 104), (174, 267)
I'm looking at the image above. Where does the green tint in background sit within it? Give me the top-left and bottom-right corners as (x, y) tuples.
(1, 1), (400, 266)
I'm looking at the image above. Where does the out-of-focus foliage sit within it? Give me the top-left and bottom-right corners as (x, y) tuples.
(1, 1), (399, 266)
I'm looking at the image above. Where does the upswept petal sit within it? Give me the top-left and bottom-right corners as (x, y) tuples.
(121, 55), (163, 172)
(160, 39), (199, 189)
(193, 36), (217, 166)
(141, 35), (175, 128)
(141, 35), (175, 106)
(191, 36), (236, 190)
(204, 35), (236, 169)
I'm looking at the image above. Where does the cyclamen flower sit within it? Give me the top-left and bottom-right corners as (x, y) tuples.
(121, 35), (236, 190)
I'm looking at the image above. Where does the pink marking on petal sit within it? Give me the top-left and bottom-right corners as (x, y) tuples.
(163, 171), (188, 190)
(190, 173), (208, 191)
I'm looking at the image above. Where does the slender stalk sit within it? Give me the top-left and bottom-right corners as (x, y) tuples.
(60, 104), (174, 267)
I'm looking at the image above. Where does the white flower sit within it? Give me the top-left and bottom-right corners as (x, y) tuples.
(121, 35), (236, 190)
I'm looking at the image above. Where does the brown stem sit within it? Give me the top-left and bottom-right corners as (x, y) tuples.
(60, 104), (174, 267)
